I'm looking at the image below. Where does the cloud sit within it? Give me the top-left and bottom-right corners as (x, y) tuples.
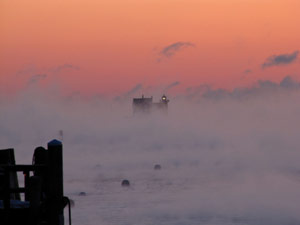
(28, 74), (47, 85)
(244, 69), (252, 74)
(186, 76), (300, 101)
(262, 51), (299, 69)
(185, 85), (210, 99)
(16, 63), (79, 77)
(16, 64), (37, 77)
(280, 75), (300, 89)
(124, 83), (143, 97)
(159, 42), (195, 59)
(164, 81), (180, 93)
(50, 64), (80, 73)
(114, 84), (143, 102)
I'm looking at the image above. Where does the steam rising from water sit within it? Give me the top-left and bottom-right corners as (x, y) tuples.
(1, 85), (300, 225)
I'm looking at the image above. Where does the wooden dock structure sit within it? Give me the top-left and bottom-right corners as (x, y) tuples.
(0, 140), (71, 225)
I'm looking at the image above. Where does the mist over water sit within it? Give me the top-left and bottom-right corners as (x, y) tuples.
(1, 84), (300, 225)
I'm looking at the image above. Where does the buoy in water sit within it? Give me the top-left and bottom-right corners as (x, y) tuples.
(154, 164), (161, 170)
(121, 179), (130, 187)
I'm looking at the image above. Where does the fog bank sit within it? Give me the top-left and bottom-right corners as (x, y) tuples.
(1, 79), (300, 225)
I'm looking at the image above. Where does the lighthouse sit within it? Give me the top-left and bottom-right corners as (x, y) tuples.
(132, 95), (169, 114)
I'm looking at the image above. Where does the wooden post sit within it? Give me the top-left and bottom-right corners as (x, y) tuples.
(28, 176), (42, 225)
(24, 170), (30, 201)
(0, 148), (20, 200)
(47, 139), (64, 225)
(3, 168), (10, 209)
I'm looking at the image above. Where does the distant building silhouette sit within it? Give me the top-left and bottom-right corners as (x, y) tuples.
(133, 95), (169, 114)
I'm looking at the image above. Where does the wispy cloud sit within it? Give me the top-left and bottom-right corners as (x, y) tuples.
(50, 64), (80, 73)
(185, 76), (300, 101)
(262, 51), (299, 69)
(244, 69), (252, 74)
(28, 74), (47, 85)
(279, 75), (300, 89)
(164, 81), (180, 93)
(114, 84), (143, 102)
(159, 42), (195, 60)
(16, 64), (37, 77)
(124, 84), (143, 97)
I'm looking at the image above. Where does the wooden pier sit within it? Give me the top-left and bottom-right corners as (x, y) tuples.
(0, 140), (71, 225)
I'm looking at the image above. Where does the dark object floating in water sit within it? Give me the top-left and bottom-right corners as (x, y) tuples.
(78, 192), (86, 196)
(121, 180), (130, 187)
(154, 164), (162, 170)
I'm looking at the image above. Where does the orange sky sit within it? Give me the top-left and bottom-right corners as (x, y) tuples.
(1, 0), (300, 96)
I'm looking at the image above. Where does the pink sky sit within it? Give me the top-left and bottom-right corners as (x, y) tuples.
(1, 0), (300, 96)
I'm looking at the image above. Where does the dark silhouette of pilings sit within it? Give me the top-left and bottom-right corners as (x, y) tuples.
(0, 140), (70, 225)
(47, 139), (64, 225)
(28, 176), (42, 225)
